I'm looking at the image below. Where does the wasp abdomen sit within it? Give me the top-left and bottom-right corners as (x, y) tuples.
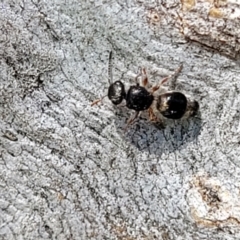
(157, 92), (187, 119)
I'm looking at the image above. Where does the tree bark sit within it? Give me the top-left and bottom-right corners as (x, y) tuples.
(0, 0), (240, 239)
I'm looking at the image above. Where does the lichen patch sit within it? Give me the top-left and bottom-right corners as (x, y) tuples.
(187, 173), (240, 228)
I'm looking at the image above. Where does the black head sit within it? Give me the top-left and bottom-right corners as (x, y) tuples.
(108, 81), (126, 105)
(157, 92), (187, 119)
(126, 85), (154, 111)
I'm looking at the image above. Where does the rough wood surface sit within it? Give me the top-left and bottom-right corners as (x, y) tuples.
(0, 0), (240, 239)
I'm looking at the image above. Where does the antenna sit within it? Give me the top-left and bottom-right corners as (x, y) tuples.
(108, 51), (113, 84)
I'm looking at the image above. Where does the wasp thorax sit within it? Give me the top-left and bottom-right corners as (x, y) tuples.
(126, 85), (154, 111)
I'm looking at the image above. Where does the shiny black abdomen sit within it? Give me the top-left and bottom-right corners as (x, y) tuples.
(126, 85), (154, 111)
(157, 92), (187, 119)
(108, 81), (126, 105)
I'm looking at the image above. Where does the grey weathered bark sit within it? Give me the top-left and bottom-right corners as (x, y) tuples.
(0, 0), (240, 239)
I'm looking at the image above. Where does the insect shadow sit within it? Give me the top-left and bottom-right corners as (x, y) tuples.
(113, 107), (202, 156)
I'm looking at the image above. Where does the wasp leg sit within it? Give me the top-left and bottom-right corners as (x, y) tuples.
(140, 68), (149, 87)
(124, 111), (140, 132)
(148, 107), (158, 122)
(134, 67), (149, 87)
(151, 64), (183, 93)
